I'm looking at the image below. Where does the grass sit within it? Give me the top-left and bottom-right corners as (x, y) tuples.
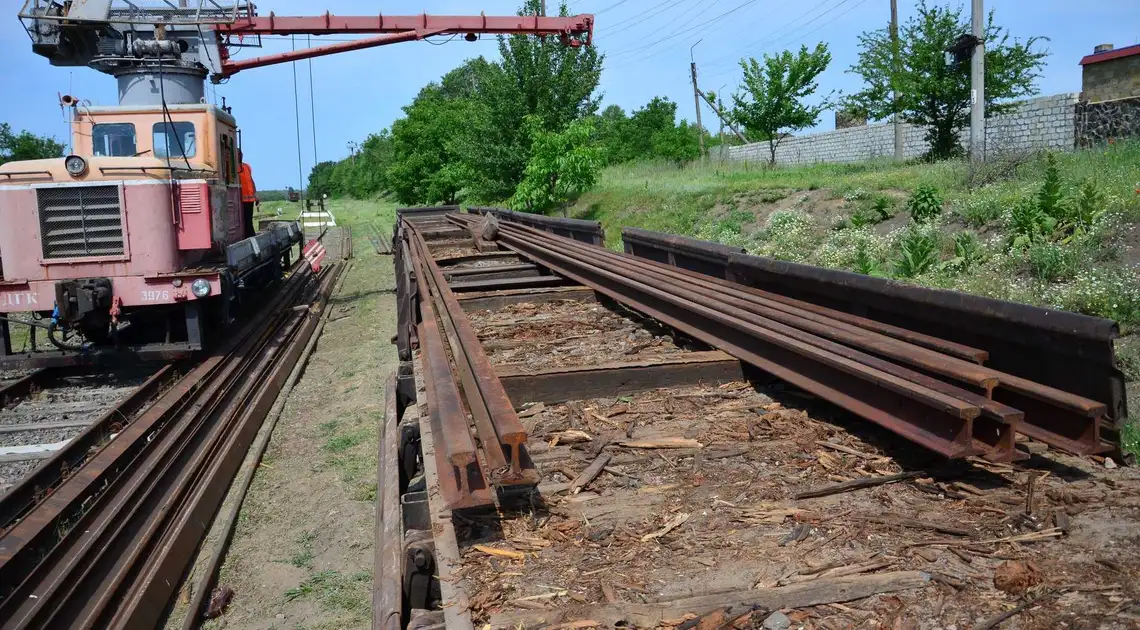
(287, 530), (317, 568)
(283, 569), (371, 614)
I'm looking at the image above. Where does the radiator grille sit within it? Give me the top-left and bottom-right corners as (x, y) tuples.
(36, 185), (125, 259)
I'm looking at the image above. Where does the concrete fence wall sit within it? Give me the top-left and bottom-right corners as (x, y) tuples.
(724, 93), (1080, 165)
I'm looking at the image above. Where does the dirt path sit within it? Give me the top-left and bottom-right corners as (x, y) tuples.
(199, 240), (397, 630)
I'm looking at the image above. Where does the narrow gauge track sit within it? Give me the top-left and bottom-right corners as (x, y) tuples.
(0, 367), (165, 491)
(0, 260), (343, 630)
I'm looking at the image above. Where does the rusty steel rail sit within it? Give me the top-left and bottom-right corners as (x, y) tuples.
(622, 226), (1126, 439)
(0, 368), (52, 408)
(456, 216), (985, 460)
(456, 213), (1112, 460)
(0, 363), (180, 531)
(561, 227), (1108, 456)
(0, 261), (337, 629)
(404, 220), (537, 492)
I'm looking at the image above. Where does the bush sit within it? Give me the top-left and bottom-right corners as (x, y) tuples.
(753, 210), (819, 262)
(954, 196), (1003, 227)
(852, 240), (884, 276)
(1007, 198), (1053, 248)
(1036, 152), (1066, 222)
(894, 228), (939, 278)
(871, 195), (894, 221)
(1027, 242), (1078, 282)
(1044, 267), (1140, 327)
(907, 185), (943, 223)
(940, 231), (984, 274)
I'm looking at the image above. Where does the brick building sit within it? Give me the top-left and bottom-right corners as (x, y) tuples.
(1080, 43), (1140, 102)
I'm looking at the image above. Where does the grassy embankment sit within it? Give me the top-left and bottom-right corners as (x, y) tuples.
(569, 143), (1140, 453)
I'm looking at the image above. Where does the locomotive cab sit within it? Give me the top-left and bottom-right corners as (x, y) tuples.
(0, 103), (300, 358)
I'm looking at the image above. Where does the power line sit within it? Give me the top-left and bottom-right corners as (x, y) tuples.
(701, 0), (870, 84)
(595, 0), (635, 14)
(308, 35), (318, 168)
(597, 0), (692, 36)
(291, 35), (304, 197)
(606, 0), (758, 60)
(701, 0), (844, 70)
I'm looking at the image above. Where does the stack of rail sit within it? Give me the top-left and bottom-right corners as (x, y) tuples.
(446, 211), (1119, 464)
(396, 209), (538, 511)
(0, 260), (345, 629)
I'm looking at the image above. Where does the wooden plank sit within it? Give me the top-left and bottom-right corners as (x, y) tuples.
(414, 366), (477, 630)
(0, 419), (93, 434)
(498, 351), (743, 405)
(445, 267), (543, 284)
(444, 263), (540, 278)
(373, 374), (402, 630)
(436, 252), (523, 267)
(489, 571), (932, 629)
(456, 286), (597, 312)
(426, 238), (474, 252)
(449, 275), (571, 293)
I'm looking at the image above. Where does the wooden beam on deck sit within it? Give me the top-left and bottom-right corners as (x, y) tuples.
(455, 286), (598, 312)
(498, 351), (743, 405)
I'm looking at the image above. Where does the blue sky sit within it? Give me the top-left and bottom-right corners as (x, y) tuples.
(1, 1), (1137, 189)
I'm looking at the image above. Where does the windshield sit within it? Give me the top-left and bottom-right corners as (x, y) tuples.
(153, 121), (196, 159)
(92, 123), (137, 157)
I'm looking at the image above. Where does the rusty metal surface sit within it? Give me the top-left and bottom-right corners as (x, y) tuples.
(0, 263), (318, 628)
(0, 364), (178, 530)
(407, 223), (537, 486)
(373, 373), (403, 630)
(726, 252), (1126, 430)
(466, 207), (605, 246)
(483, 221), (983, 460)
(475, 217), (1112, 460)
(620, 227), (1126, 439)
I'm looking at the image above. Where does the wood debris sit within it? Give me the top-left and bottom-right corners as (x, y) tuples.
(641, 512), (691, 542)
(617, 437), (703, 449)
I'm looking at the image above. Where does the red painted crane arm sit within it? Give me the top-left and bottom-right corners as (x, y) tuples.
(216, 13), (594, 37)
(213, 13), (594, 80)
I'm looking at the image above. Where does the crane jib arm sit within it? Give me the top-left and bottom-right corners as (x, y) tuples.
(213, 13), (593, 79)
(215, 13), (593, 37)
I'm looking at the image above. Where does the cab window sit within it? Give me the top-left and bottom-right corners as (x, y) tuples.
(153, 121), (196, 158)
(92, 123), (137, 157)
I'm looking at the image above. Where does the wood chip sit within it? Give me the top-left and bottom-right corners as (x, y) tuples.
(551, 430), (593, 445)
(641, 512), (691, 542)
(617, 437), (702, 449)
(571, 453), (612, 495)
(518, 402), (546, 418)
(473, 545), (526, 561)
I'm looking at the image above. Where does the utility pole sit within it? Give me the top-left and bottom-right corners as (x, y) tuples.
(540, 1), (546, 16)
(690, 40), (705, 158)
(969, 0), (985, 163)
(696, 89), (749, 144)
(890, 0), (903, 160)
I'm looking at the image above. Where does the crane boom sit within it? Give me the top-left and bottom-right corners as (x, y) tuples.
(213, 13), (594, 79)
(18, 1), (595, 103)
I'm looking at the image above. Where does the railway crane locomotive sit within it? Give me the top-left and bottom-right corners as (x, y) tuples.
(0, 0), (594, 366)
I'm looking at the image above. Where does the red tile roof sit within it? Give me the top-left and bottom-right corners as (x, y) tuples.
(1080, 43), (1140, 66)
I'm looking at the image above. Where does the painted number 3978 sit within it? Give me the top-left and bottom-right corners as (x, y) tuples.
(140, 290), (171, 302)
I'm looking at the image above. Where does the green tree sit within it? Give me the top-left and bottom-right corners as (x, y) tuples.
(467, 0), (603, 200)
(509, 116), (602, 213)
(729, 43), (832, 164)
(307, 160), (339, 199)
(0, 123), (65, 165)
(385, 86), (482, 205)
(594, 104), (628, 164)
(845, 0), (1047, 159)
(652, 120), (702, 166)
